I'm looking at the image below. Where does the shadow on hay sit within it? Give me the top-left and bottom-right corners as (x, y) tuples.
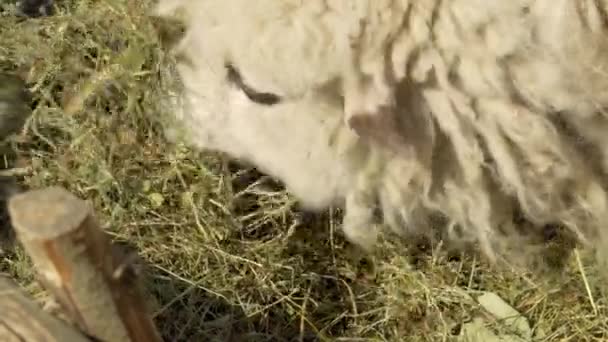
(130, 217), (375, 342)
(146, 275), (324, 342)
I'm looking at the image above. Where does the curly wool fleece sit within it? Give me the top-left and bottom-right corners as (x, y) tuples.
(153, 0), (608, 268)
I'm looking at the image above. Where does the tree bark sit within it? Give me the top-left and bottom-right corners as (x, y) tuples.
(8, 186), (162, 342)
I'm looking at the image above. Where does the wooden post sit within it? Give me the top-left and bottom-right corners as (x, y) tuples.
(0, 275), (91, 342)
(7, 186), (163, 342)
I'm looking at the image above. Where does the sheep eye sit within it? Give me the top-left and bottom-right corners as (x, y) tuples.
(225, 64), (281, 106)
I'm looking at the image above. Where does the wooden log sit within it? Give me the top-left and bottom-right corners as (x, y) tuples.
(0, 275), (91, 342)
(7, 186), (163, 342)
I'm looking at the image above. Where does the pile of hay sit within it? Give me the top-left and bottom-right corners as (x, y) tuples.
(1, 0), (606, 340)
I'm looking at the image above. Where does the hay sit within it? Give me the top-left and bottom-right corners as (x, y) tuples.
(1, 0), (606, 340)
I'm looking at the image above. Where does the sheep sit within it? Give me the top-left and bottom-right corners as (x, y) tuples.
(152, 0), (608, 271)
(0, 0), (54, 17)
(20, 0), (54, 17)
(0, 73), (32, 255)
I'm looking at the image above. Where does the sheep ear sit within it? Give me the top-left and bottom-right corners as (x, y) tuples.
(347, 108), (409, 156)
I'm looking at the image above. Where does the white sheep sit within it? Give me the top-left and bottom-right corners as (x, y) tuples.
(153, 0), (608, 269)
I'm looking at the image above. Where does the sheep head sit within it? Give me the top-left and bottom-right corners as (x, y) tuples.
(153, 0), (608, 272)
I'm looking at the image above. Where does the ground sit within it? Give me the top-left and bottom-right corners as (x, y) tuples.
(0, 1), (606, 341)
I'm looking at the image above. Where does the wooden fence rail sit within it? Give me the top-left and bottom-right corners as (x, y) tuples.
(0, 275), (91, 342)
(2, 186), (163, 342)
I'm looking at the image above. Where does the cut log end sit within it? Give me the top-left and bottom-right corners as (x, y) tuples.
(8, 186), (90, 239)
